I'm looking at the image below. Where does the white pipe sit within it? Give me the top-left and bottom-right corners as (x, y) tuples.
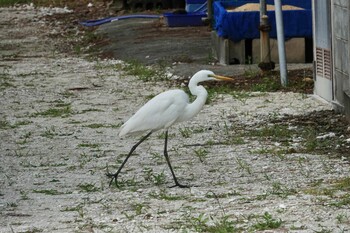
(274, 0), (288, 86)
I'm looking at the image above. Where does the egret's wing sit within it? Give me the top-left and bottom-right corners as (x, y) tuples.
(119, 90), (189, 136)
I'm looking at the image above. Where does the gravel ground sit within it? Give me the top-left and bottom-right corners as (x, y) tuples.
(1, 5), (350, 233)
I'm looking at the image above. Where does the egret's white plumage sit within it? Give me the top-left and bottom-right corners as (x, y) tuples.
(108, 70), (232, 188)
(119, 70), (230, 137)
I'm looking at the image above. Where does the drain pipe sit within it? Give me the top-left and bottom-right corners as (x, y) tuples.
(274, 0), (288, 86)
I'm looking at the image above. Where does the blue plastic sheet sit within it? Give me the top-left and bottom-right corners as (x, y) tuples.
(213, 0), (312, 42)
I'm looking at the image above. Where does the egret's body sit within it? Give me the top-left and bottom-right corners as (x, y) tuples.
(108, 70), (232, 188)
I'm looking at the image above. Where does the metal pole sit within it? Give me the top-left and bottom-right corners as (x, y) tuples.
(274, 0), (288, 86)
(260, 0), (266, 17)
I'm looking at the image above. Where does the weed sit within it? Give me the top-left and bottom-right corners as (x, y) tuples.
(0, 120), (13, 129)
(150, 152), (163, 164)
(84, 123), (121, 129)
(252, 212), (283, 230)
(132, 203), (149, 215)
(111, 177), (140, 190)
(194, 148), (208, 163)
(16, 131), (32, 145)
(0, 120), (31, 130)
(14, 150), (31, 157)
(33, 189), (64, 195)
(143, 168), (166, 186)
(330, 194), (350, 207)
(249, 124), (292, 141)
(336, 213), (349, 224)
(235, 157), (252, 175)
(205, 190), (241, 199)
(270, 181), (297, 198)
(60, 90), (75, 98)
(80, 108), (104, 114)
(78, 183), (99, 192)
(189, 213), (239, 233)
(179, 127), (192, 138)
(0, 72), (14, 90)
(251, 77), (280, 92)
(0, 0), (31, 7)
(20, 190), (29, 200)
(304, 177), (350, 200)
(149, 189), (187, 201)
(84, 123), (106, 129)
(122, 60), (167, 82)
(32, 105), (72, 118)
(243, 66), (259, 78)
(40, 126), (56, 139)
(78, 143), (100, 149)
(6, 202), (18, 208)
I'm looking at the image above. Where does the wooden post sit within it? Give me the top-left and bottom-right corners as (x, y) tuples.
(258, 0), (274, 71)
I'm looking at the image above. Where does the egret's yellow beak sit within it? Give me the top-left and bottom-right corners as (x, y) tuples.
(209, 74), (233, 81)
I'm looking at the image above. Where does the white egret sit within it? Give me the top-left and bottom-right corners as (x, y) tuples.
(107, 70), (233, 188)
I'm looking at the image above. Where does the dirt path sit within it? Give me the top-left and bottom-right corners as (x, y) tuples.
(1, 6), (350, 233)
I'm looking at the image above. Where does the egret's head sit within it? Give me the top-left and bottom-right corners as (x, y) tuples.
(192, 70), (233, 83)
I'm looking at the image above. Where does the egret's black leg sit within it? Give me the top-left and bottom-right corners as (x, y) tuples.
(107, 131), (152, 187)
(163, 130), (189, 188)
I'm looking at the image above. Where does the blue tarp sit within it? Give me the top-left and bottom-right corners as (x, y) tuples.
(213, 0), (312, 42)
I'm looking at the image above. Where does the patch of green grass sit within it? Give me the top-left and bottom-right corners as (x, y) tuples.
(248, 124), (292, 141)
(251, 77), (281, 92)
(299, 126), (340, 153)
(251, 212), (283, 231)
(122, 60), (167, 82)
(268, 181), (297, 198)
(80, 108), (104, 114)
(78, 143), (100, 148)
(305, 177), (350, 205)
(189, 214), (239, 233)
(235, 157), (252, 175)
(149, 190), (188, 201)
(0, 120), (13, 129)
(0, 0), (31, 6)
(194, 148), (208, 163)
(131, 203), (149, 216)
(143, 168), (166, 186)
(78, 183), (99, 192)
(179, 127), (192, 138)
(40, 126), (57, 139)
(205, 191), (241, 199)
(111, 177), (140, 191)
(331, 194), (350, 207)
(84, 123), (106, 129)
(84, 123), (122, 129)
(32, 105), (72, 118)
(334, 177), (350, 191)
(61, 204), (83, 212)
(33, 189), (64, 195)
(0, 120), (30, 131)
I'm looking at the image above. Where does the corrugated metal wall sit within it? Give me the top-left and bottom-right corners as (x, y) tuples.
(332, 0), (350, 108)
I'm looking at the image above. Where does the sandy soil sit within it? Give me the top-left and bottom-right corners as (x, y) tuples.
(1, 5), (350, 233)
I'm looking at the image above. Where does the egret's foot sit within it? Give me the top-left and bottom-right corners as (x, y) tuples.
(170, 182), (190, 189)
(106, 172), (119, 187)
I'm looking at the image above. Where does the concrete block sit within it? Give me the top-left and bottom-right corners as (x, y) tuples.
(252, 38), (305, 63)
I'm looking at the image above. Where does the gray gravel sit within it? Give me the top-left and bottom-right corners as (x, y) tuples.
(1, 5), (350, 233)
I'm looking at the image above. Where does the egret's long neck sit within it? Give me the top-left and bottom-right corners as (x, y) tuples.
(179, 78), (208, 122)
